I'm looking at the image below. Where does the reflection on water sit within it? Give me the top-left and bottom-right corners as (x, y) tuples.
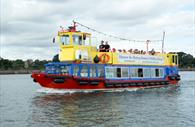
(31, 93), (113, 126)
(29, 86), (189, 127)
(0, 72), (195, 127)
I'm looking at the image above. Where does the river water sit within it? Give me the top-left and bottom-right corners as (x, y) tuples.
(0, 71), (195, 127)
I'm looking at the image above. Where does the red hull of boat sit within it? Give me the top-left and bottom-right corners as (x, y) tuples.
(31, 73), (179, 90)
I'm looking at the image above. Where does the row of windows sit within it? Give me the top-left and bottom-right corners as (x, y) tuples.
(105, 67), (164, 79)
(45, 64), (104, 77)
(45, 65), (70, 74)
(61, 35), (90, 46)
(46, 64), (164, 79)
(76, 66), (164, 78)
(73, 65), (104, 78)
(105, 67), (129, 78)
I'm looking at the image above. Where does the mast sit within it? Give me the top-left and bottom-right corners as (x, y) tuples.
(162, 31), (165, 53)
(146, 40), (150, 54)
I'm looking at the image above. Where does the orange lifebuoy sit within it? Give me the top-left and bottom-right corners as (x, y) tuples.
(99, 53), (110, 63)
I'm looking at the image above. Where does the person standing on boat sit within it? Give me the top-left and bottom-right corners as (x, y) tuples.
(99, 40), (105, 52)
(150, 48), (155, 55)
(105, 41), (110, 52)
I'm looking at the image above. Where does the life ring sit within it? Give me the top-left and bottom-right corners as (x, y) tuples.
(99, 53), (110, 63)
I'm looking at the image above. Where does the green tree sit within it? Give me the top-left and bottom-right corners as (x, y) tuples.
(12, 59), (25, 70)
(31, 59), (49, 70)
(192, 58), (195, 67)
(0, 59), (12, 70)
(177, 52), (194, 68)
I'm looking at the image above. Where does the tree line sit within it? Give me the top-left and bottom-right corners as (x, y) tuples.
(177, 52), (195, 68)
(0, 59), (50, 70)
(0, 52), (195, 70)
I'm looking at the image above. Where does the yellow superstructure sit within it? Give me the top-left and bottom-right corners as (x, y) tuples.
(56, 27), (178, 67)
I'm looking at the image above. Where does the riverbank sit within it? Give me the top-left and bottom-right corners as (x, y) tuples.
(179, 68), (195, 71)
(0, 70), (33, 75)
(0, 68), (195, 75)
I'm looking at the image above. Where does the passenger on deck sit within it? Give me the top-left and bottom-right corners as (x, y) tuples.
(112, 48), (116, 52)
(133, 49), (138, 54)
(150, 48), (155, 55)
(141, 50), (143, 54)
(105, 41), (110, 52)
(99, 40), (105, 52)
(128, 49), (133, 53)
(118, 49), (122, 52)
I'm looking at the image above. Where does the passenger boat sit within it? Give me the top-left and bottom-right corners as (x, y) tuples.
(31, 21), (181, 91)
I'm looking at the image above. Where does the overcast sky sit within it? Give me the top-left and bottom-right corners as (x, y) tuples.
(0, 0), (194, 60)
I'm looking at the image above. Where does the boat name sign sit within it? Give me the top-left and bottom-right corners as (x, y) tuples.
(118, 54), (164, 65)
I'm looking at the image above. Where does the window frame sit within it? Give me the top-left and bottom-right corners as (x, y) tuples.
(61, 35), (70, 45)
(89, 65), (97, 78)
(79, 65), (89, 77)
(72, 34), (82, 45)
(72, 64), (80, 76)
(121, 67), (129, 78)
(83, 35), (91, 46)
(143, 68), (151, 78)
(172, 55), (175, 63)
(60, 65), (70, 74)
(158, 68), (164, 78)
(175, 55), (178, 65)
(105, 66), (129, 79)
(151, 68), (164, 78)
(130, 67), (139, 78)
(97, 65), (105, 78)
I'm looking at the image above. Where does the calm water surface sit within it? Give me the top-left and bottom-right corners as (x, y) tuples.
(0, 71), (195, 127)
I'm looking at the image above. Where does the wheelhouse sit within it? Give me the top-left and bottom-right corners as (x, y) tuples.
(58, 32), (92, 46)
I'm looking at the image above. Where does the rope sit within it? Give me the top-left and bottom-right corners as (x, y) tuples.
(73, 21), (163, 43)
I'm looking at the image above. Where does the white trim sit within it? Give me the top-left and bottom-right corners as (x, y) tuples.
(37, 84), (179, 94)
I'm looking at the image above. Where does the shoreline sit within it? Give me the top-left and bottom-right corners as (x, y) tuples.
(0, 70), (33, 75)
(179, 68), (195, 71)
(0, 68), (195, 75)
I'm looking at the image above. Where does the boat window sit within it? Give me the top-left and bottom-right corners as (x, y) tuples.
(175, 55), (178, 65)
(151, 68), (164, 78)
(121, 67), (129, 78)
(172, 55), (175, 63)
(73, 35), (82, 45)
(45, 66), (56, 74)
(143, 68), (151, 78)
(130, 68), (138, 77)
(55, 67), (61, 74)
(73, 65), (79, 76)
(159, 68), (164, 77)
(90, 66), (96, 77)
(61, 35), (70, 45)
(106, 67), (130, 78)
(60, 65), (70, 74)
(98, 66), (105, 78)
(80, 65), (88, 77)
(151, 68), (156, 78)
(91, 37), (97, 47)
(83, 35), (90, 46)
(138, 68), (143, 77)
(116, 68), (121, 77)
(155, 69), (160, 77)
(105, 67), (115, 78)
